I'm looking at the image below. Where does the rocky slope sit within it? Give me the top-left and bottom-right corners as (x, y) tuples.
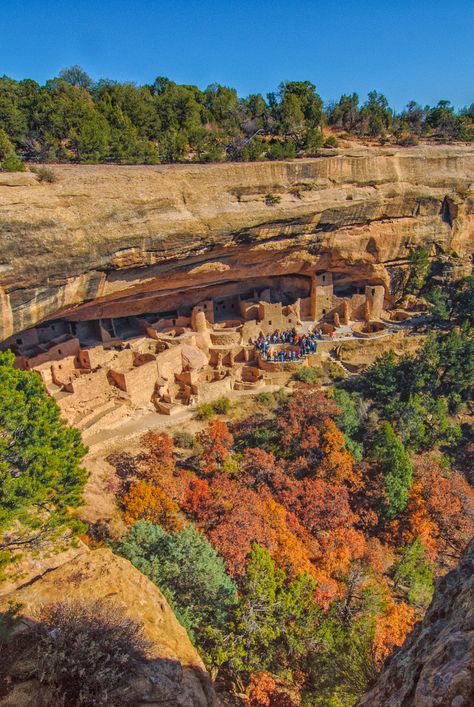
(0, 548), (217, 707)
(0, 145), (473, 340)
(359, 538), (474, 707)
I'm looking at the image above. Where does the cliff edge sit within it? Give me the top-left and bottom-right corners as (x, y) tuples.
(0, 548), (217, 707)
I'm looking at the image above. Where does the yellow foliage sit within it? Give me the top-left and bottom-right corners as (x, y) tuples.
(121, 480), (184, 531)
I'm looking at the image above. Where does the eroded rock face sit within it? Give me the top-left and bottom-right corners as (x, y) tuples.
(0, 146), (473, 341)
(358, 538), (474, 707)
(0, 548), (217, 707)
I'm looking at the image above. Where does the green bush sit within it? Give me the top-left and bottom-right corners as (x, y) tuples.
(117, 521), (237, 643)
(323, 361), (348, 380)
(195, 403), (216, 420)
(292, 366), (321, 384)
(392, 539), (434, 609)
(241, 137), (266, 161)
(173, 430), (196, 449)
(213, 396), (231, 414)
(31, 165), (57, 182)
(196, 397), (231, 419)
(304, 128), (324, 149)
(370, 421), (413, 519)
(324, 135), (338, 147)
(0, 128), (24, 172)
(267, 140), (297, 160)
(405, 247), (430, 294)
(264, 193), (281, 206)
(255, 391), (276, 408)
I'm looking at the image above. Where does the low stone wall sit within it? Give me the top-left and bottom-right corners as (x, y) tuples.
(352, 321), (388, 338)
(385, 309), (412, 322)
(194, 376), (232, 403)
(122, 360), (158, 408)
(210, 330), (241, 346)
(258, 355), (308, 373)
(62, 368), (110, 402)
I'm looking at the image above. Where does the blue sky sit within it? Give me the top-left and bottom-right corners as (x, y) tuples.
(1, 0), (473, 110)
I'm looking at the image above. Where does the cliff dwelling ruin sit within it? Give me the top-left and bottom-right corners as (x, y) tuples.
(3, 272), (391, 428)
(1, 147), (472, 432)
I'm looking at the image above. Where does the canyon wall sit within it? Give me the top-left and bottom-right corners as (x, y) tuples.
(359, 538), (474, 707)
(0, 145), (473, 340)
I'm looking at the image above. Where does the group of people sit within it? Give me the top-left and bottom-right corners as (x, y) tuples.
(254, 328), (324, 362)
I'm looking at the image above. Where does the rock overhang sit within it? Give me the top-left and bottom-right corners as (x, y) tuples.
(0, 145), (472, 341)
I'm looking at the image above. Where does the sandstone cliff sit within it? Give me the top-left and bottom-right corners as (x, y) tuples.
(0, 145), (473, 340)
(0, 548), (217, 707)
(359, 538), (474, 707)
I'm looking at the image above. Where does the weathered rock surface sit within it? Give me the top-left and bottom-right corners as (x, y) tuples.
(358, 538), (474, 707)
(0, 548), (217, 707)
(0, 146), (473, 340)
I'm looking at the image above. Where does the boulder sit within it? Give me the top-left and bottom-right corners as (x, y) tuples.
(0, 548), (217, 707)
(181, 344), (209, 371)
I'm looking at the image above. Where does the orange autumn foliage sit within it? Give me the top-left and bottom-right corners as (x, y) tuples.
(373, 597), (415, 664)
(248, 672), (301, 707)
(182, 477), (216, 520)
(121, 480), (183, 531)
(141, 430), (175, 468)
(391, 481), (438, 559)
(138, 431), (175, 481)
(248, 672), (277, 707)
(391, 458), (474, 564)
(260, 498), (315, 580)
(240, 448), (286, 491)
(198, 419), (234, 475)
(277, 388), (339, 474)
(316, 419), (359, 488)
(317, 526), (367, 578)
(310, 526), (367, 608)
(277, 477), (357, 535)
(363, 537), (394, 577)
(193, 473), (315, 579)
(416, 458), (474, 560)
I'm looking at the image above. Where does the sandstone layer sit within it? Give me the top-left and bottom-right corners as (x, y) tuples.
(0, 548), (217, 707)
(0, 145), (473, 341)
(359, 538), (474, 707)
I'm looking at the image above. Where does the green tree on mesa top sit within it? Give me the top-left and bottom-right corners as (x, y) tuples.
(0, 351), (87, 551)
(0, 66), (472, 165)
(0, 127), (24, 172)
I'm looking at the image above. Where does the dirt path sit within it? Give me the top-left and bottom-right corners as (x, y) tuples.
(84, 383), (283, 450)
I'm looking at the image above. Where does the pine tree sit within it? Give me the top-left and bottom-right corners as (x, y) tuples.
(0, 128), (25, 171)
(117, 520), (237, 641)
(0, 351), (87, 550)
(371, 421), (413, 519)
